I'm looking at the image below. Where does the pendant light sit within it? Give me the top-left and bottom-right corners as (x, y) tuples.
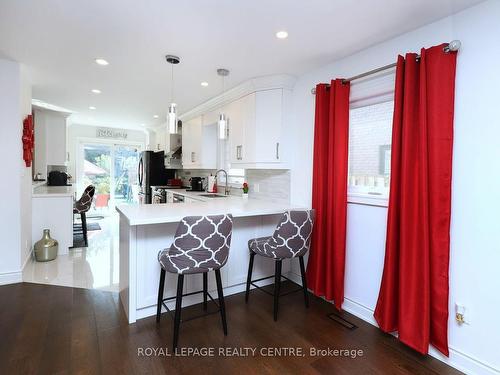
(166, 55), (180, 134)
(217, 68), (229, 140)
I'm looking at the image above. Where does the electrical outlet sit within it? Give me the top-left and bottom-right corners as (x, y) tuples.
(455, 303), (470, 325)
(253, 183), (260, 193)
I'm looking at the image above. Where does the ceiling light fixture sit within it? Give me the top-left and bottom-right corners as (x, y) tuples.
(94, 58), (109, 66)
(91, 89), (101, 94)
(201, 81), (209, 87)
(165, 55), (180, 134)
(217, 68), (230, 140)
(153, 114), (159, 119)
(89, 106), (96, 110)
(276, 30), (288, 39)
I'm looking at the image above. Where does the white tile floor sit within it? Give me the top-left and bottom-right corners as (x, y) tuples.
(23, 214), (120, 292)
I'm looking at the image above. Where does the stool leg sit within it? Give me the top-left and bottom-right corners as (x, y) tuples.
(274, 260), (282, 322)
(215, 270), (227, 335)
(81, 212), (88, 247)
(299, 256), (309, 308)
(173, 274), (184, 350)
(156, 268), (166, 322)
(203, 272), (208, 311)
(245, 252), (255, 303)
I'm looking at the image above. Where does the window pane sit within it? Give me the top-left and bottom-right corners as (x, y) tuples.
(348, 100), (394, 198)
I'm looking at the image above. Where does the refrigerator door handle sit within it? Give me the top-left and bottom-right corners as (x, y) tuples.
(138, 157), (143, 187)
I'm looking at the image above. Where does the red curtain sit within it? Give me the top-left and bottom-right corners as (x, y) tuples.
(374, 44), (457, 356)
(306, 79), (350, 310)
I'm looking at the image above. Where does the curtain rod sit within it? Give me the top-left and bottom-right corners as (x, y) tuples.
(310, 40), (461, 94)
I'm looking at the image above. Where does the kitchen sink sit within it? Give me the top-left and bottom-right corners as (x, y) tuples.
(199, 194), (229, 198)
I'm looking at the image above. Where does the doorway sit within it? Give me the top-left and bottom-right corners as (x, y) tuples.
(77, 141), (142, 216)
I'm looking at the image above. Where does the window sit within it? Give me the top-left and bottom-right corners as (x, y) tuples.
(348, 100), (394, 204)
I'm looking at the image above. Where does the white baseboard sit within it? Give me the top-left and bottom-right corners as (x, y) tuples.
(0, 248), (33, 286)
(285, 271), (499, 375)
(0, 271), (23, 285)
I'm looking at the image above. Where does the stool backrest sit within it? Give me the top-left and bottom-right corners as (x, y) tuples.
(169, 214), (233, 273)
(269, 210), (315, 258)
(75, 185), (95, 213)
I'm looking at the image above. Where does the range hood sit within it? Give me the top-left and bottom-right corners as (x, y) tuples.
(165, 146), (182, 169)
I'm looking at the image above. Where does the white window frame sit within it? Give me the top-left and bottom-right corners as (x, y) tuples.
(347, 69), (396, 207)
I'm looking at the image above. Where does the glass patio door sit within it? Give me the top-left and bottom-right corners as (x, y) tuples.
(79, 142), (141, 216)
(113, 145), (140, 206)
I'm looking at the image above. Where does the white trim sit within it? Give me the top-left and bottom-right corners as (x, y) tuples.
(347, 193), (388, 207)
(285, 271), (499, 375)
(0, 271), (23, 285)
(177, 74), (296, 124)
(21, 247), (34, 271)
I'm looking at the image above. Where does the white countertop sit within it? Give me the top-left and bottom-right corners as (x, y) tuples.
(33, 184), (75, 198)
(116, 193), (303, 226)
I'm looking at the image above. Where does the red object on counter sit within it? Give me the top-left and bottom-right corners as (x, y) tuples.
(22, 114), (34, 167)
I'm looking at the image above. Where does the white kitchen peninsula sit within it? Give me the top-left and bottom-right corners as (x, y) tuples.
(116, 195), (303, 324)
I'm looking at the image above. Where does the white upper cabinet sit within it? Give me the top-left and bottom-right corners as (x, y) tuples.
(33, 108), (69, 177)
(229, 88), (289, 168)
(179, 75), (295, 170)
(181, 115), (217, 169)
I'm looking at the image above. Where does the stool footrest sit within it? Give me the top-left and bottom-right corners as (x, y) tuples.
(249, 275), (303, 298)
(160, 289), (220, 323)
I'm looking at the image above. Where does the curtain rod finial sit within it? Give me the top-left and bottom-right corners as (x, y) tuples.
(445, 40), (461, 53)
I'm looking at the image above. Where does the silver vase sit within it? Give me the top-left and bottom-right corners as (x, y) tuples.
(34, 229), (58, 262)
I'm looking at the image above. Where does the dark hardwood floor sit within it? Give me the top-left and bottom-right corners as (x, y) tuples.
(0, 281), (462, 375)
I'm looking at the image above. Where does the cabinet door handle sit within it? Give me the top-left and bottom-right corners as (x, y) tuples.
(276, 142), (280, 160)
(236, 145), (241, 160)
(191, 151), (195, 163)
(238, 145), (243, 160)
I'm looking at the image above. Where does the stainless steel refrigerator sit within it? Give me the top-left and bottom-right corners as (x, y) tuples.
(137, 151), (174, 204)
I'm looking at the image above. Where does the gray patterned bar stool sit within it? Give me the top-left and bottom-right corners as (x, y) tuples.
(73, 185), (95, 247)
(156, 214), (233, 349)
(245, 210), (315, 321)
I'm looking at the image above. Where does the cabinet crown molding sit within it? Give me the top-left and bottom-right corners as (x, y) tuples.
(178, 74), (296, 123)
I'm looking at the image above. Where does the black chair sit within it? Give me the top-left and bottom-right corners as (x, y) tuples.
(73, 185), (95, 247)
(157, 214), (233, 350)
(245, 210), (315, 321)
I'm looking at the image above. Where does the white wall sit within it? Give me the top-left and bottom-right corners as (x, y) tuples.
(289, 1), (500, 374)
(19, 65), (32, 269)
(0, 58), (32, 284)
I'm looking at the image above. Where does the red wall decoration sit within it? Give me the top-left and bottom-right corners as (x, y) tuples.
(22, 114), (34, 167)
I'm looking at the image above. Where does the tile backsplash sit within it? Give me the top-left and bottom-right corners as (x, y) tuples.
(246, 169), (290, 203)
(177, 169), (290, 203)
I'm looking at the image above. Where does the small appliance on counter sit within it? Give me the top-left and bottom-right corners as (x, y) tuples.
(47, 171), (70, 186)
(166, 178), (183, 189)
(187, 177), (204, 192)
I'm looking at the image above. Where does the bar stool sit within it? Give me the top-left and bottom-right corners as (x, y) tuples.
(73, 185), (95, 247)
(245, 210), (315, 321)
(156, 214), (233, 349)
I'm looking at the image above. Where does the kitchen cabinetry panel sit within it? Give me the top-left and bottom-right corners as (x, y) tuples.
(182, 115), (217, 169)
(228, 89), (288, 168)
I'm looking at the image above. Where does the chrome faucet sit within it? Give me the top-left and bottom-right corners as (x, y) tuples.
(215, 169), (230, 195)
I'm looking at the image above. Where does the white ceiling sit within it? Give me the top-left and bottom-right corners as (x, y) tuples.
(0, 0), (482, 130)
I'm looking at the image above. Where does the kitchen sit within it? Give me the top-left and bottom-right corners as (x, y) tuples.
(1, 1), (499, 374)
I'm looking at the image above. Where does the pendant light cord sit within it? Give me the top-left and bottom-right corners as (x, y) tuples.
(171, 64), (174, 102)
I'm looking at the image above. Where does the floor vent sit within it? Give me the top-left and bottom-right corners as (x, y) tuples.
(327, 312), (358, 330)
